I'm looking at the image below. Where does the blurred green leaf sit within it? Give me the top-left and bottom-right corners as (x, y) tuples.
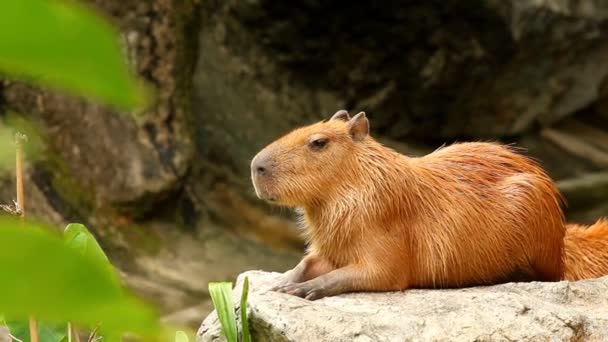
(240, 277), (251, 342)
(0, 115), (46, 175)
(4, 113), (45, 159)
(6, 319), (66, 342)
(0, 218), (160, 339)
(0, 126), (15, 171)
(208, 282), (237, 342)
(0, 0), (148, 110)
(64, 223), (110, 267)
(175, 330), (190, 342)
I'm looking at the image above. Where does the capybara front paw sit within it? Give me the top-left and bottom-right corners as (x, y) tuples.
(271, 282), (325, 300)
(269, 281), (293, 292)
(269, 274), (296, 292)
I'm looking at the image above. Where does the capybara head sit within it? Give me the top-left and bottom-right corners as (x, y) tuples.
(251, 110), (369, 206)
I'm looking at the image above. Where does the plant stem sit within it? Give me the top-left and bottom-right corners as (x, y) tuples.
(68, 322), (72, 342)
(15, 132), (37, 342)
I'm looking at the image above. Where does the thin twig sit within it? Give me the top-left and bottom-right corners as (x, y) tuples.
(87, 324), (100, 342)
(28, 318), (38, 342)
(72, 325), (81, 342)
(15, 132), (25, 222)
(0, 200), (22, 216)
(15, 132), (37, 342)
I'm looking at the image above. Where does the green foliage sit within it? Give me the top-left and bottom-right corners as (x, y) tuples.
(240, 277), (251, 342)
(0, 112), (47, 174)
(209, 282), (238, 342)
(0, 0), (179, 340)
(175, 330), (190, 342)
(0, 127), (14, 169)
(208, 277), (251, 342)
(0, 0), (147, 110)
(0, 218), (160, 339)
(64, 223), (110, 264)
(6, 320), (65, 342)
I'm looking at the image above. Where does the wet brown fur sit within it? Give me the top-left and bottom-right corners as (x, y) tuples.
(251, 111), (608, 299)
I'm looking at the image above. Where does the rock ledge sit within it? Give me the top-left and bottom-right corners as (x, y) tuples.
(199, 271), (608, 342)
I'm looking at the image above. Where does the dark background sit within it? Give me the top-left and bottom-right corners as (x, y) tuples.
(1, 0), (607, 328)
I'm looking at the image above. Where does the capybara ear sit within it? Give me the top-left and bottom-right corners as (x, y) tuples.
(348, 112), (369, 141)
(330, 109), (350, 121)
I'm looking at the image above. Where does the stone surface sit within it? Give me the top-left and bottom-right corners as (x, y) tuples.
(0, 326), (10, 342)
(444, 0), (608, 137)
(199, 271), (608, 342)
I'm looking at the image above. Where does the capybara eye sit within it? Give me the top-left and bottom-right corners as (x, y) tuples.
(309, 138), (329, 151)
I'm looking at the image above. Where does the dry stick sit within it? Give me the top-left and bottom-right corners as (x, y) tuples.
(15, 132), (38, 342)
(68, 322), (82, 342)
(72, 324), (82, 342)
(86, 324), (100, 342)
(15, 134), (24, 218)
(0, 200), (22, 216)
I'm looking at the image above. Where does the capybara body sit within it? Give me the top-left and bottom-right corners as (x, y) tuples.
(251, 110), (608, 300)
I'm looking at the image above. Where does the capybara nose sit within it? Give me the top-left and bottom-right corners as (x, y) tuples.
(251, 151), (272, 177)
(255, 165), (267, 176)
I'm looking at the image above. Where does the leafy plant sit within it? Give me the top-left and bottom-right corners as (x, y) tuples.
(0, 0), (147, 110)
(0, 0), (195, 340)
(0, 218), (160, 339)
(208, 277), (251, 342)
(209, 282), (237, 342)
(5, 320), (65, 342)
(64, 223), (110, 264)
(63, 223), (111, 341)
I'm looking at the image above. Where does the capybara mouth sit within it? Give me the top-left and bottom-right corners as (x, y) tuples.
(258, 191), (277, 202)
(252, 182), (278, 202)
(259, 194), (278, 203)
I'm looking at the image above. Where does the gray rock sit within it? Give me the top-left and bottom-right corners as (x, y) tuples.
(199, 271), (608, 342)
(444, 0), (608, 137)
(558, 172), (608, 209)
(558, 172), (608, 223)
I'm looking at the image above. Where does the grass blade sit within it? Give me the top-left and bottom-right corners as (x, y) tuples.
(240, 277), (251, 342)
(208, 282), (237, 342)
(174, 330), (189, 342)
